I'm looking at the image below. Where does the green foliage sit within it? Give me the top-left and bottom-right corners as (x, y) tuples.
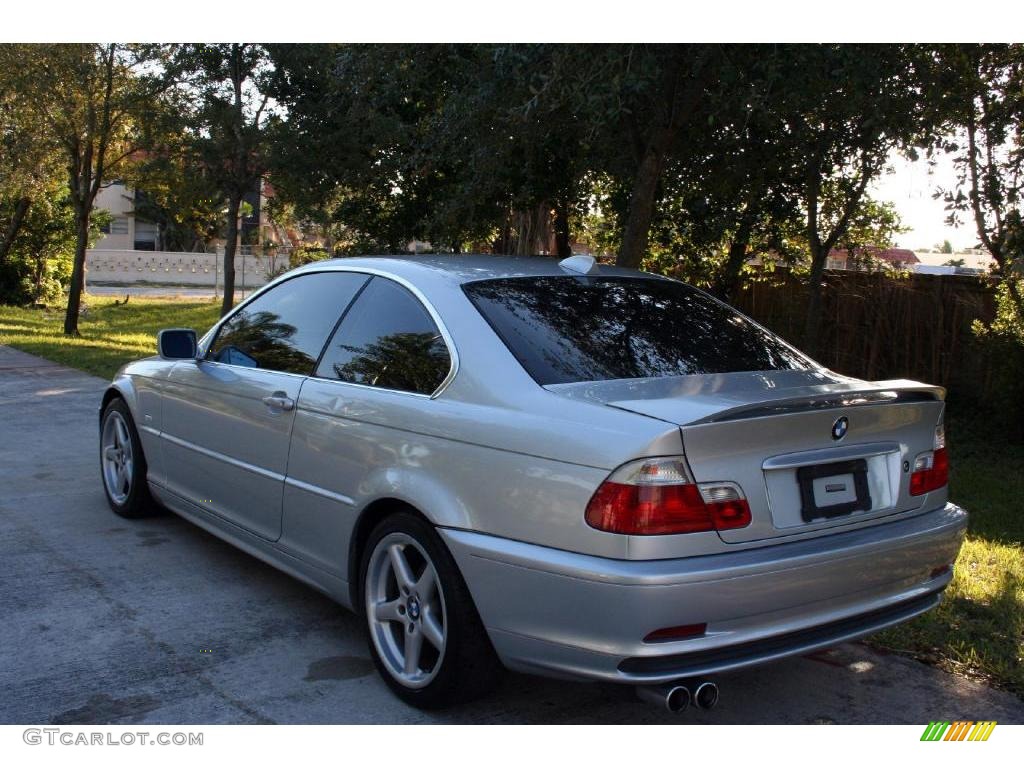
(288, 245), (331, 268)
(166, 44), (275, 201)
(268, 44), (524, 253)
(125, 147), (224, 252)
(0, 192), (103, 305)
(929, 45), (1024, 432)
(0, 43), (174, 334)
(967, 281), (1024, 437)
(164, 44), (276, 314)
(264, 44), (935, 302)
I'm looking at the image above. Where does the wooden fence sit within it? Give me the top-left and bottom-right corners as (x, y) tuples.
(729, 270), (1000, 401)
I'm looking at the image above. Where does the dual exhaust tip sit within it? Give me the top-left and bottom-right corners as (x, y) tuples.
(636, 681), (719, 714)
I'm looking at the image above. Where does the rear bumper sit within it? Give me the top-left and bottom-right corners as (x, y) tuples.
(440, 502), (967, 684)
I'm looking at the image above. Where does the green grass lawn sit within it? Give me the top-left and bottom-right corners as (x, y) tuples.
(1, 296), (1021, 698)
(0, 295), (220, 378)
(871, 422), (1024, 698)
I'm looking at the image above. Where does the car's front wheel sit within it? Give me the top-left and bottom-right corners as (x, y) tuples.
(361, 511), (503, 708)
(100, 398), (156, 518)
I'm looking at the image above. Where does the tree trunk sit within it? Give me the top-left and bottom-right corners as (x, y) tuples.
(221, 195), (241, 317)
(0, 196), (31, 265)
(799, 149), (872, 356)
(616, 52), (713, 269)
(802, 243), (830, 356)
(554, 201), (572, 258)
(63, 209), (91, 337)
(513, 210), (531, 256)
(716, 214), (755, 302)
(616, 129), (670, 269)
(33, 254), (46, 303)
(496, 222), (513, 255)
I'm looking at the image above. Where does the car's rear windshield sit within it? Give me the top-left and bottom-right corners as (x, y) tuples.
(463, 276), (814, 385)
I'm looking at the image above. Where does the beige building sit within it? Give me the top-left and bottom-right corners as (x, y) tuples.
(92, 182), (160, 251)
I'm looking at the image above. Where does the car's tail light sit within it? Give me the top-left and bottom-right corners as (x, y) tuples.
(910, 422), (949, 496)
(584, 457), (751, 535)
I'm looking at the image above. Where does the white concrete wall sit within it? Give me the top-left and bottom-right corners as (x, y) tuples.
(85, 249), (273, 289)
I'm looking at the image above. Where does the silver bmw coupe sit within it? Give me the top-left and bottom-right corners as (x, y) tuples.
(98, 254), (966, 711)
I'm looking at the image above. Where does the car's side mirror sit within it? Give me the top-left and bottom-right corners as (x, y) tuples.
(157, 328), (198, 360)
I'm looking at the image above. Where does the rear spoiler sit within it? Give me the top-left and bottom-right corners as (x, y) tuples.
(691, 381), (945, 425)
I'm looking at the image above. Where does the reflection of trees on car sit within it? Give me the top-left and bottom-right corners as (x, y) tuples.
(465, 277), (812, 385)
(213, 310), (317, 375)
(332, 332), (448, 393)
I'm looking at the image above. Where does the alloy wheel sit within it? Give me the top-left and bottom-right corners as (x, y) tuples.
(365, 532), (448, 688)
(101, 410), (134, 505)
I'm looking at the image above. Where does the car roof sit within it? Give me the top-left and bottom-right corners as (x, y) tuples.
(292, 253), (659, 285)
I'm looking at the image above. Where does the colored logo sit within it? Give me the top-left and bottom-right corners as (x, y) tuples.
(831, 416), (849, 441)
(920, 721), (997, 741)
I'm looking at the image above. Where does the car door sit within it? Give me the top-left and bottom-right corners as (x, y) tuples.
(160, 271), (370, 540)
(279, 275), (454, 575)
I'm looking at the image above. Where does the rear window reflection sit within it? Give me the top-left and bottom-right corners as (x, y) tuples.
(463, 276), (813, 385)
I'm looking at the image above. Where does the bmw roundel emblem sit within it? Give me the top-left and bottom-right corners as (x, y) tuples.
(832, 416), (849, 441)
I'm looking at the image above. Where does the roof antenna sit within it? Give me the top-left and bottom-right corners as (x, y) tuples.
(559, 254), (598, 275)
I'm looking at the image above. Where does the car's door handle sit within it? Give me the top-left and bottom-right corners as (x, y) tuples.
(262, 393), (295, 412)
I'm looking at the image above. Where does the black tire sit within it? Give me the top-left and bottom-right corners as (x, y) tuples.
(99, 398), (157, 519)
(360, 511), (504, 709)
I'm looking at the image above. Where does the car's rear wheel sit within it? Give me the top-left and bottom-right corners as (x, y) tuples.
(361, 511), (503, 708)
(100, 399), (156, 518)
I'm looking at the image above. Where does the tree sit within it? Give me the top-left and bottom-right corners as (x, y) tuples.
(765, 45), (936, 353)
(0, 54), (66, 269)
(268, 44), (465, 254)
(833, 196), (907, 270)
(168, 44), (275, 316)
(0, 44), (171, 335)
(264, 44), (355, 253)
(934, 44), (1024, 320)
(124, 106), (225, 253)
(611, 47), (718, 269)
(637, 46), (803, 298)
(0, 190), (106, 305)
(269, 45), (733, 265)
(508, 45), (722, 268)
(267, 43), (932, 318)
(270, 45), (518, 254)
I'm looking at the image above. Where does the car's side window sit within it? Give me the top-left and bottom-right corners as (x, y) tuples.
(208, 272), (369, 375)
(315, 276), (451, 395)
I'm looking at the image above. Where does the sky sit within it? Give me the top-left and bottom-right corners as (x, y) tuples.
(870, 149), (978, 252)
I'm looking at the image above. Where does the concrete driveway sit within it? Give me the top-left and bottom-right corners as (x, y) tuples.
(1, 344), (1021, 725)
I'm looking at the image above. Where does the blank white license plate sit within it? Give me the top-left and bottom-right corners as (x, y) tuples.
(797, 458), (872, 522)
(811, 473), (856, 507)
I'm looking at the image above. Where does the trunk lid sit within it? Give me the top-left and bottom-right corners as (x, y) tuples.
(548, 370), (946, 544)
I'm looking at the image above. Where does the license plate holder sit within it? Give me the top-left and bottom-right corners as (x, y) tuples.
(797, 458), (872, 522)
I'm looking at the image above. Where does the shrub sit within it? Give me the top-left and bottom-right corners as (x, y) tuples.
(288, 246), (331, 268)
